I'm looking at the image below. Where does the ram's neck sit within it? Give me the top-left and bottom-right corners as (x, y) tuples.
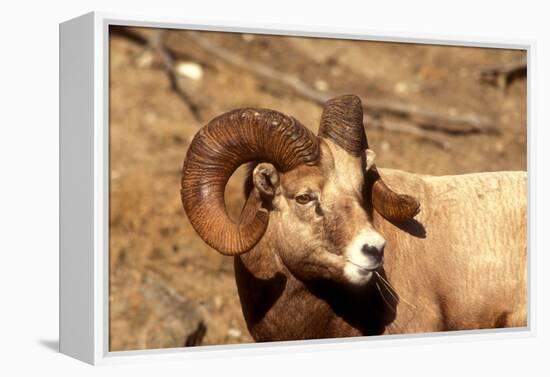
(234, 235), (393, 341)
(233, 238), (307, 341)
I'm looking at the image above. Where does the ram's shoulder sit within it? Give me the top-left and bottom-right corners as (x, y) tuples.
(376, 168), (526, 202)
(375, 168), (429, 197)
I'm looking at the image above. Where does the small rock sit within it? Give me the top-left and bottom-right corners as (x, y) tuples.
(241, 34), (255, 42)
(227, 328), (242, 339)
(380, 140), (391, 152)
(176, 61), (203, 81)
(141, 274), (207, 348)
(314, 79), (329, 92)
(394, 82), (408, 94)
(213, 295), (223, 311)
(136, 51), (154, 68)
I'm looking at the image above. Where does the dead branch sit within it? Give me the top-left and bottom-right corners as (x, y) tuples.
(366, 116), (451, 150)
(112, 27), (498, 136)
(479, 57), (527, 89)
(110, 26), (203, 121)
(186, 31), (496, 136)
(366, 99), (496, 135)
(150, 30), (202, 120)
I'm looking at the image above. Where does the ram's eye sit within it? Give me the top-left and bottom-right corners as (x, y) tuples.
(295, 193), (314, 205)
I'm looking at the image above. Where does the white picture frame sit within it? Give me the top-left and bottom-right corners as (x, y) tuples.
(59, 11), (534, 365)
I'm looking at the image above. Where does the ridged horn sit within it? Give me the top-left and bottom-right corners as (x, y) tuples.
(368, 167), (420, 221)
(318, 94), (367, 156)
(181, 108), (320, 255)
(318, 94), (420, 221)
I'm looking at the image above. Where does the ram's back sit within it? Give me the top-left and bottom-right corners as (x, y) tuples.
(376, 170), (527, 331)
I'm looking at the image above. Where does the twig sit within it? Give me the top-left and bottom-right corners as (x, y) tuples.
(479, 57), (527, 89)
(366, 100), (496, 135)
(150, 31), (202, 120)
(186, 31), (496, 136)
(110, 26), (203, 121)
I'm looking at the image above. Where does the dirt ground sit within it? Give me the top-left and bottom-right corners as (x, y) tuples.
(108, 27), (527, 351)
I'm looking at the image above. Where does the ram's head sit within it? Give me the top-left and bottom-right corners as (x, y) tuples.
(181, 95), (419, 285)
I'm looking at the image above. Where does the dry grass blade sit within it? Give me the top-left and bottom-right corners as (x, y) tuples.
(374, 271), (400, 303)
(375, 271), (418, 311)
(375, 281), (397, 314)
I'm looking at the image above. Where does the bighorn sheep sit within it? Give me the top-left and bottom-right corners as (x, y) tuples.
(181, 95), (527, 341)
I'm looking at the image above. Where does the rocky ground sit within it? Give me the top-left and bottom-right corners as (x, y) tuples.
(108, 27), (526, 351)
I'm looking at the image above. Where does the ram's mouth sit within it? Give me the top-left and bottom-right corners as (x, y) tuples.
(345, 258), (383, 272)
(342, 259), (382, 285)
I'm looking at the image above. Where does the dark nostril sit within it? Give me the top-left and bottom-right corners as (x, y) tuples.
(361, 244), (384, 260)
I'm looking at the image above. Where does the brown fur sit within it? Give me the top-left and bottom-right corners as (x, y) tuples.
(234, 140), (527, 341)
(375, 169), (527, 332)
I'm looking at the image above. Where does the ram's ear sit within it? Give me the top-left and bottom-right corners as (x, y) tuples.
(365, 149), (376, 172)
(252, 163), (281, 201)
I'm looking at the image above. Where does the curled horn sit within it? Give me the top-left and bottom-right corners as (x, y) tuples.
(368, 166), (420, 221)
(319, 95), (420, 221)
(181, 108), (320, 255)
(318, 95), (366, 157)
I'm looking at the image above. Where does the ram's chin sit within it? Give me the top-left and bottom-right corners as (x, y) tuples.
(343, 263), (374, 286)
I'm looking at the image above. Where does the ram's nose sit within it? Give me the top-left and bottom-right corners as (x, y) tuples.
(361, 243), (385, 266)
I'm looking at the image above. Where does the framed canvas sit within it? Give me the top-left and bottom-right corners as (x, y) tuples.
(59, 11), (533, 365)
